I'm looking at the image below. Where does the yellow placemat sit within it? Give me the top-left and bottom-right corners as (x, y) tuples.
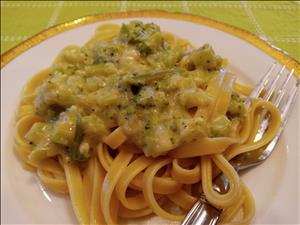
(1, 1), (299, 61)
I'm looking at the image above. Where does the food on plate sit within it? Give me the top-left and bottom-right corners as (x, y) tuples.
(15, 21), (281, 225)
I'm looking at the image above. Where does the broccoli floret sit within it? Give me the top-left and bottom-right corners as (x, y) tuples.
(50, 107), (90, 162)
(50, 109), (79, 146)
(136, 42), (152, 56)
(210, 115), (232, 137)
(180, 117), (208, 143)
(66, 124), (89, 162)
(94, 44), (122, 64)
(81, 114), (108, 137)
(25, 122), (52, 145)
(183, 44), (224, 71)
(64, 114), (90, 162)
(119, 20), (160, 43)
(227, 93), (246, 118)
(119, 21), (163, 56)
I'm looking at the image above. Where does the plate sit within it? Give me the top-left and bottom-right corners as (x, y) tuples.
(1, 11), (299, 224)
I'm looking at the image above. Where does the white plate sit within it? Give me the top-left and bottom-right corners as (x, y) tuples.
(1, 12), (299, 225)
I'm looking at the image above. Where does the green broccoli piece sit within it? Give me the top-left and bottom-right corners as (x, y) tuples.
(119, 20), (163, 56)
(119, 20), (160, 43)
(66, 123), (89, 162)
(94, 44), (122, 64)
(210, 115), (231, 137)
(50, 107), (90, 162)
(136, 42), (152, 56)
(227, 93), (246, 118)
(50, 109), (79, 146)
(185, 44), (224, 71)
(64, 114), (89, 162)
(81, 114), (108, 137)
(25, 122), (52, 145)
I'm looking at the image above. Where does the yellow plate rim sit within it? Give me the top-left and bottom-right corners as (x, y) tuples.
(1, 10), (299, 75)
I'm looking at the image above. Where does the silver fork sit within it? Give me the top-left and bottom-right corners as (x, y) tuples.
(181, 63), (299, 225)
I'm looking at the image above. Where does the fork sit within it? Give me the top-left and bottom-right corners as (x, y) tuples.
(181, 62), (299, 225)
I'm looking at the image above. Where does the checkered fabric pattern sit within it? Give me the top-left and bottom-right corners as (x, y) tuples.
(1, 1), (299, 61)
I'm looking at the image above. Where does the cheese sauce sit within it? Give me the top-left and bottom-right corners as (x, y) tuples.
(28, 21), (245, 159)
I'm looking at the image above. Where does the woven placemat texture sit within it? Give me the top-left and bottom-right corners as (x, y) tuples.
(1, 1), (299, 61)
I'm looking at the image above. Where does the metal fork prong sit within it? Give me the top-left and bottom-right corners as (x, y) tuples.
(274, 69), (294, 107)
(181, 201), (203, 225)
(249, 62), (277, 99)
(258, 81), (299, 162)
(253, 67), (295, 143)
(263, 65), (285, 101)
(280, 82), (299, 122)
(245, 63), (277, 107)
(182, 201), (220, 225)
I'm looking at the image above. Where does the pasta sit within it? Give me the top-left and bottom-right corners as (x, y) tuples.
(14, 21), (281, 225)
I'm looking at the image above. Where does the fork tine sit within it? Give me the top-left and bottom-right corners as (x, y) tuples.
(253, 66), (295, 141)
(274, 69), (294, 106)
(181, 201), (220, 225)
(181, 201), (203, 225)
(258, 79), (299, 161)
(280, 81), (299, 122)
(245, 63), (277, 107)
(263, 65), (285, 101)
(249, 62), (277, 99)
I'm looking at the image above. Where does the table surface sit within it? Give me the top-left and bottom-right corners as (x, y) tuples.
(1, 1), (300, 62)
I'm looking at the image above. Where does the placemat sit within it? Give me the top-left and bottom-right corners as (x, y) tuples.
(1, 1), (299, 61)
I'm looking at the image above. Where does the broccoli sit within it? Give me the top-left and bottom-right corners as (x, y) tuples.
(66, 123), (89, 162)
(183, 44), (224, 71)
(50, 107), (90, 162)
(227, 93), (246, 118)
(119, 21), (164, 56)
(136, 42), (152, 56)
(25, 122), (52, 145)
(81, 114), (108, 137)
(50, 109), (79, 146)
(119, 20), (160, 43)
(210, 115), (232, 137)
(64, 114), (90, 162)
(94, 44), (122, 64)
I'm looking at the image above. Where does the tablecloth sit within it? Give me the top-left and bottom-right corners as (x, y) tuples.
(1, 1), (299, 61)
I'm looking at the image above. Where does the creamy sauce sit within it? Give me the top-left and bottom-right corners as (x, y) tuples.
(27, 21), (245, 159)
